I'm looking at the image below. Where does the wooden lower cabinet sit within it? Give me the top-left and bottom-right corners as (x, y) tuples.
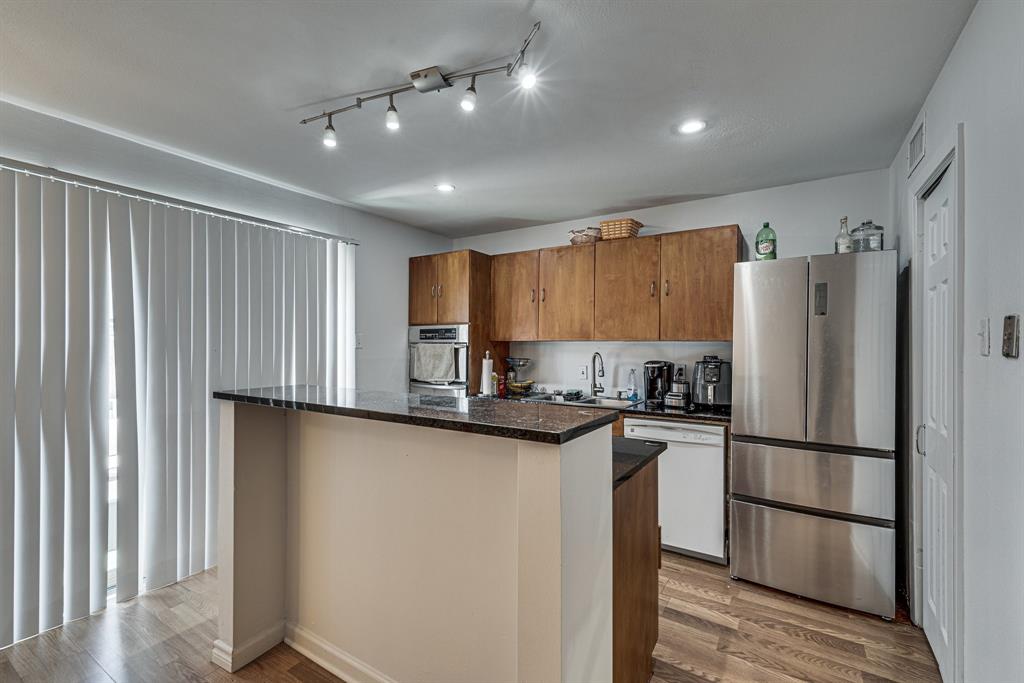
(614, 458), (659, 683)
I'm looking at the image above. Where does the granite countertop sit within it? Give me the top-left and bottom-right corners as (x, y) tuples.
(612, 436), (666, 490)
(212, 385), (618, 445)
(622, 402), (732, 426)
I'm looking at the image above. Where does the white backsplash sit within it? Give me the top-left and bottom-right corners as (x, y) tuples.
(508, 341), (732, 396)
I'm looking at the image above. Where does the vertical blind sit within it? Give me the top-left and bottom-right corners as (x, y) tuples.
(0, 167), (356, 646)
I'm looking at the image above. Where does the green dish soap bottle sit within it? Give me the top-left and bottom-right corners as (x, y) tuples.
(755, 221), (777, 260)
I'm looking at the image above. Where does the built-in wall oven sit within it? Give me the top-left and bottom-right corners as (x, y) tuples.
(408, 324), (469, 398)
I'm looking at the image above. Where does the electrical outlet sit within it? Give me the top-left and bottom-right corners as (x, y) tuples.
(978, 317), (990, 357)
(577, 365), (588, 380)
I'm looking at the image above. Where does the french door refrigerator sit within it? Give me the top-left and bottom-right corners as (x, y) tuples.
(730, 251), (897, 618)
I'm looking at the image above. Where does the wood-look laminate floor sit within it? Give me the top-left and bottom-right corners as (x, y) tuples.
(0, 553), (939, 683)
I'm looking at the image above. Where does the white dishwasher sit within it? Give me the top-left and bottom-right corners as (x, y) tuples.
(624, 418), (727, 564)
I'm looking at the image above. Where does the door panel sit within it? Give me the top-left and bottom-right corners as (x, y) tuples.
(435, 251), (469, 323)
(660, 226), (741, 340)
(594, 236), (660, 340)
(732, 258), (808, 441)
(491, 250), (538, 341)
(538, 244), (594, 340)
(408, 255), (437, 325)
(921, 168), (955, 681)
(731, 441), (895, 520)
(807, 252), (896, 450)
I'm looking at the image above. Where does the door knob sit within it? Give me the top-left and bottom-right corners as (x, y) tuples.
(915, 424), (926, 456)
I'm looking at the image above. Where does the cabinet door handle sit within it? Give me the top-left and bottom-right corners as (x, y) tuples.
(530, 288), (536, 303)
(541, 288), (546, 303)
(664, 279), (670, 296)
(431, 284), (436, 298)
(650, 281), (656, 297)
(438, 283), (443, 298)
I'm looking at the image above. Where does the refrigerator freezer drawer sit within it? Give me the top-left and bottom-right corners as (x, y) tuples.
(730, 500), (895, 617)
(731, 441), (895, 521)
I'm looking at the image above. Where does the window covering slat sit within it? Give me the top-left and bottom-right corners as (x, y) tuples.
(284, 234), (296, 385)
(295, 237), (309, 384)
(261, 230), (274, 387)
(176, 211), (192, 580)
(0, 170), (16, 647)
(14, 173), (42, 642)
(64, 184), (90, 622)
(88, 192), (110, 612)
(163, 209), (180, 587)
(109, 196), (140, 602)
(236, 225), (249, 390)
(205, 218), (221, 567)
(316, 240), (328, 387)
(221, 221), (236, 390)
(190, 217), (207, 575)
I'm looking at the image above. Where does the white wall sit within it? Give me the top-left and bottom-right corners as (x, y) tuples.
(886, 2), (1024, 680)
(0, 101), (452, 393)
(453, 169), (890, 390)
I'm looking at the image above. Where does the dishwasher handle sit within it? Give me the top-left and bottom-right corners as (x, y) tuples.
(623, 419), (725, 446)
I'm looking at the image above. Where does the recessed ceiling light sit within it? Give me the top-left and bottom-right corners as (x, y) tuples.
(435, 183), (455, 193)
(678, 119), (707, 135)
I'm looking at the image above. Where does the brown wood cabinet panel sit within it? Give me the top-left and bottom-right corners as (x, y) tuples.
(595, 236), (661, 340)
(436, 250), (470, 323)
(408, 255), (437, 325)
(613, 458), (659, 683)
(660, 225), (742, 340)
(538, 244), (595, 340)
(491, 250), (539, 341)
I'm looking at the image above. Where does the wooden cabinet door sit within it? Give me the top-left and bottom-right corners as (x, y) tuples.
(539, 244), (595, 340)
(660, 225), (742, 340)
(435, 250), (470, 323)
(594, 236), (661, 340)
(408, 255), (437, 325)
(491, 250), (539, 340)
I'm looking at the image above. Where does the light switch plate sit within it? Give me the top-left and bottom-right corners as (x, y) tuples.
(1002, 315), (1020, 359)
(978, 317), (990, 357)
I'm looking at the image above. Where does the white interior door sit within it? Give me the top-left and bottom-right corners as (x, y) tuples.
(920, 165), (956, 681)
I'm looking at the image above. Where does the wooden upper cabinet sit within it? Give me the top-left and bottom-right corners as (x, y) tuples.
(491, 250), (539, 341)
(660, 225), (743, 340)
(436, 250), (470, 323)
(539, 244), (595, 340)
(408, 254), (438, 325)
(594, 236), (661, 340)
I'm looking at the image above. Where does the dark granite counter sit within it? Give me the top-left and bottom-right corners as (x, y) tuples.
(212, 385), (618, 445)
(612, 437), (666, 490)
(622, 402), (731, 426)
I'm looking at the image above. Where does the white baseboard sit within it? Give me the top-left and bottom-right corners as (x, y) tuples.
(284, 621), (397, 683)
(211, 620), (285, 672)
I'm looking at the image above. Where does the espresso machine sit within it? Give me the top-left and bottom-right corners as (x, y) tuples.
(643, 360), (673, 406)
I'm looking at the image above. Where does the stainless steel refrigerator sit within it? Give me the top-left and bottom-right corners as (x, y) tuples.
(730, 251), (897, 618)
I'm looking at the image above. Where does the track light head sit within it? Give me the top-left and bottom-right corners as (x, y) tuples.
(323, 116), (337, 148)
(518, 68), (537, 90)
(461, 77), (477, 112)
(385, 96), (400, 131)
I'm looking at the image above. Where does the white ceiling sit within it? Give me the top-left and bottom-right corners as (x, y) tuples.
(0, 0), (975, 237)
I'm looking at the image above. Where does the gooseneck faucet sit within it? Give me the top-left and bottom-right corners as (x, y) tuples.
(591, 352), (605, 397)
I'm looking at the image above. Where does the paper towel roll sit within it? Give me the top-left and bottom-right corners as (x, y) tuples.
(480, 352), (493, 395)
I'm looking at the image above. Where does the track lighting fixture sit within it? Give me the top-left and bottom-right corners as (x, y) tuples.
(385, 95), (400, 131)
(322, 115), (337, 148)
(461, 76), (477, 112)
(299, 21), (541, 145)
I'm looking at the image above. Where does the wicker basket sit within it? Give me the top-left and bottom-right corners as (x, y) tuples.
(599, 218), (643, 240)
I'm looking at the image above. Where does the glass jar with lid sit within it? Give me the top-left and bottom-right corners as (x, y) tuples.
(850, 219), (884, 252)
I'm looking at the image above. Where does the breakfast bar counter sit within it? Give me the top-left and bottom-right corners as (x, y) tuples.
(212, 385), (614, 683)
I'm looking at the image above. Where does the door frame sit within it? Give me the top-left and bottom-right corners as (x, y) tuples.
(910, 122), (965, 682)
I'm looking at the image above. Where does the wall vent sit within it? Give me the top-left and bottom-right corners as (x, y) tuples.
(908, 116), (925, 177)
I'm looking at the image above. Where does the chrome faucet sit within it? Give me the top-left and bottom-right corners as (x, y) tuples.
(591, 352), (605, 397)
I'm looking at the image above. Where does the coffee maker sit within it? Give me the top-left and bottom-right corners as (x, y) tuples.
(692, 355), (732, 409)
(643, 360), (673, 406)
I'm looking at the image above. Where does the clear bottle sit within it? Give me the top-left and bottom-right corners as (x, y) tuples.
(834, 216), (854, 254)
(850, 219), (884, 252)
(755, 222), (777, 260)
(626, 368), (638, 401)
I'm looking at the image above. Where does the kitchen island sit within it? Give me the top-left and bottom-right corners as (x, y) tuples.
(211, 385), (617, 683)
